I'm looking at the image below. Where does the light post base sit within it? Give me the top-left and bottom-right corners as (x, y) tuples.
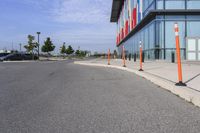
(175, 81), (187, 86)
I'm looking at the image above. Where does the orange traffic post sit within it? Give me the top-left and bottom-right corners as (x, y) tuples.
(139, 41), (143, 71)
(108, 49), (111, 65)
(174, 23), (186, 86)
(122, 46), (126, 67)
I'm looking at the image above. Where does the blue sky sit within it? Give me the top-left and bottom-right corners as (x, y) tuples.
(0, 0), (116, 53)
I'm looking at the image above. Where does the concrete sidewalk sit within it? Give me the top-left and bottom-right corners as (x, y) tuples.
(74, 58), (200, 107)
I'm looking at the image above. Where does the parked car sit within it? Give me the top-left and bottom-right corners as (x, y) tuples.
(0, 53), (10, 57)
(0, 53), (38, 61)
(24, 54), (38, 60)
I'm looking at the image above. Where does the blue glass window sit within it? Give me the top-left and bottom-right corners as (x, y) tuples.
(143, 0), (155, 16)
(156, 21), (164, 49)
(165, 0), (185, 9)
(144, 27), (149, 50)
(165, 15), (185, 20)
(187, 21), (200, 37)
(149, 23), (155, 49)
(157, 0), (164, 9)
(187, 16), (200, 20)
(187, 0), (200, 9)
(165, 21), (185, 48)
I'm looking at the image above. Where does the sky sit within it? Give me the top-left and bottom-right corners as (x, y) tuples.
(0, 0), (116, 53)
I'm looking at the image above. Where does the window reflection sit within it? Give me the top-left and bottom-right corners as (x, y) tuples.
(187, 22), (200, 37)
(187, 0), (200, 9)
(165, 0), (185, 9)
(157, 0), (164, 9)
(165, 21), (185, 48)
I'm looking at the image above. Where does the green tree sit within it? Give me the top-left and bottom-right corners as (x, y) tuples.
(80, 51), (87, 57)
(75, 50), (80, 56)
(75, 50), (87, 58)
(66, 45), (74, 55)
(24, 35), (37, 59)
(60, 43), (67, 58)
(41, 37), (55, 55)
(24, 35), (36, 53)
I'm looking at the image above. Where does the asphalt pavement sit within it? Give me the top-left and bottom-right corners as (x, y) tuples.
(0, 60), (200, 133)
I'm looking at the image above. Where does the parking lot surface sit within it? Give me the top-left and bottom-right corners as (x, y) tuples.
(0, 60), (200, 133)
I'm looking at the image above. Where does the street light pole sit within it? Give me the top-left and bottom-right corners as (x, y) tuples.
(19, 43), (22, 52)
(36, 32), (41, 60)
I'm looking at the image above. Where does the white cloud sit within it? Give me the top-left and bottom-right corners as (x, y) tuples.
(46, 0), (116, 52)
(51, 0), (112, 24)
(19, 0), (50, 8)
(20, 0), (112, 24)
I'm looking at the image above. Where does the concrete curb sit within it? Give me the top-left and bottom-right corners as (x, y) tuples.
(2, 59), (67, 63)
(74, 61), (200, 108)
(2, 61), (37, 63)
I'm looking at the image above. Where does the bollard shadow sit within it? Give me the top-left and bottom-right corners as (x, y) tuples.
(184, 73), (200, 84)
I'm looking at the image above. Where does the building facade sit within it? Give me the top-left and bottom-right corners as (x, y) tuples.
(110, 0), (200, 61)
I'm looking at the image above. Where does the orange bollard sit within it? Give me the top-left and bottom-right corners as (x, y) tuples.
(139, 41), (143, 71)
(174, 23), (186, 86)
(122, 46), (126, 67)
(108, 49), (111, 65)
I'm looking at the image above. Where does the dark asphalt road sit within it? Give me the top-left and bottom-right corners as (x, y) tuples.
(0, 60), (200, 133)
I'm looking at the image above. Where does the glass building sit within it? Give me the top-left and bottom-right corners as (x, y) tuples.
(110, 0), (200, 61)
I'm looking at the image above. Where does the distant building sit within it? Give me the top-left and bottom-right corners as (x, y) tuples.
(110, 0), (200, 61)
